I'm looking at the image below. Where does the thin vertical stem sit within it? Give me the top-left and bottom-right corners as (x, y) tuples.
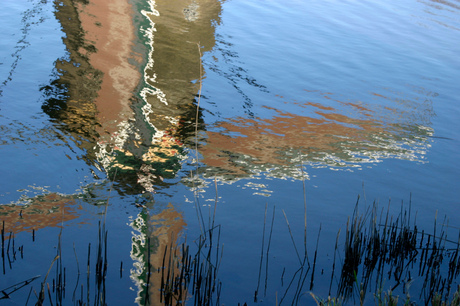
(256, 203), (268, 298)
(283, 210), (301, 265)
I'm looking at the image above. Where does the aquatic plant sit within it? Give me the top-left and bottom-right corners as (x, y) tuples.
(2, 193), (460, 305)
(307, 197), (460, 305)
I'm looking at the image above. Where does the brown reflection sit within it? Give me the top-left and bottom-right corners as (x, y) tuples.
(108, 0), (224, 192)
(148, 204), (186, 303)
(129, 203), (187, 304)
(77, 0), (140, 141)
(43, 0), (141, 153)
(0, 193), (80, 234)
(199, 91), (434, 178)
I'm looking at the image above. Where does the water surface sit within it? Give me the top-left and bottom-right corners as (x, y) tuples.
(1, 0), (459, 304)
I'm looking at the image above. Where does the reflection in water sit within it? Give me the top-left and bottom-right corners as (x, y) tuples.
(0, 0), (50, 96)
(130, 202), (186, 304)
(0, 0), (456, 303)
(38, 0), (222, 304)
(206, 32), (269, 118)
(137, 0), (224, 157)
(140, 0), (222, 132)
(418, 0), (460, 31)
(40, 0), (103, 166)
(127, 1), (221, 303)
(0, 192), (80, 234)
(39, 0), (224, 195)
(28, 0), (446, 194)
(197, 89), (435, 182)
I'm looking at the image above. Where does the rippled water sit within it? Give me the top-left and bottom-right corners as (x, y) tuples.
(1, 0), (459, 304)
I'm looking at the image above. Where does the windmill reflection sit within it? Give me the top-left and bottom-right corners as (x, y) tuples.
(0, 193), (80, 235)
(20, 0), (439, 303)
(41, 0), (224, 194)
(198, 89), (435, 181)
(38, 0), (222, 304)
(128, 0), (223, 303)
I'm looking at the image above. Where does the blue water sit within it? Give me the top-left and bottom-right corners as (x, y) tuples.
(1, 0), (459, 304)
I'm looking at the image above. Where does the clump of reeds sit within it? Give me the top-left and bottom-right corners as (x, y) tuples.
(253, 193), (460, 305)
(337, 197), (368, 299)
(330, 197), (460, 304)
(310, 292), (344, 306)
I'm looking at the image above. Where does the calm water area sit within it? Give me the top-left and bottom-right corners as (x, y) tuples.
(1, 0), (459, 304)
